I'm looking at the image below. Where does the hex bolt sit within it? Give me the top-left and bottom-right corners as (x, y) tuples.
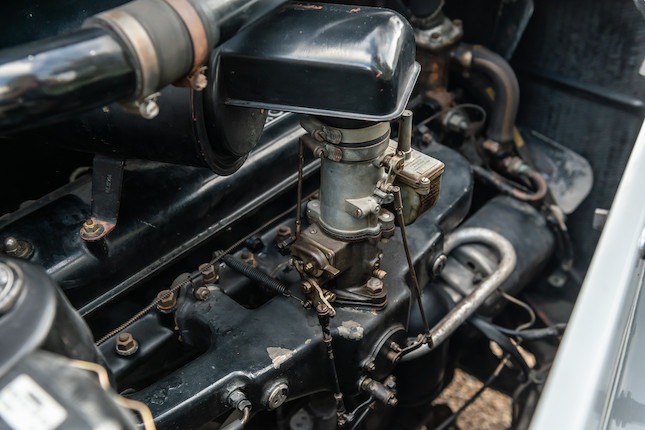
(277, 225), (292, 239)
(432, 254), (448, 276)
(156, 289), (177, 313)
(228, 390), (251, 412)
(354, 208), (364, 218)
(199, 263), (218, 283)
(301, 281), (313, 294)
(194, 286), (210, 301)
(115, 332), (138, 356)
(304, 262), (315, 273)
(266, 383), (289, 410)
(366, 277), (384, 294)
(240, 251), (256, 266)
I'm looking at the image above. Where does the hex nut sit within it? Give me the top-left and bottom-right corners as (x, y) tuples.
(240, 251), (256, 266)
(194, 286), (210, 301)
(80, 218), (105, 241)
(199, 263), (218, 283)
(156, 289), (177, 313)
(115, 332), (138, 357)
(277, 225), (292, 240)
(366, 277), (384, 294)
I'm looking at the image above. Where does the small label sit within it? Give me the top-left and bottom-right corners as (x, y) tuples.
(0, 374), (67, 430)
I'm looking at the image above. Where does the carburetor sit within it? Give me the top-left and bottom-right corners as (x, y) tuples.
(292, 113), (445, 307)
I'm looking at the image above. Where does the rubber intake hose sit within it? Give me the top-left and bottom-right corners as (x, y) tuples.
(452, 44), (520, 144)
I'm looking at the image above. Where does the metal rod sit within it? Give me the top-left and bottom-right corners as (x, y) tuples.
(316, 308), (346, 422)
(392, 186), (431, 335)
(397, 109), (413, 158)
(295, 137), (305, 238)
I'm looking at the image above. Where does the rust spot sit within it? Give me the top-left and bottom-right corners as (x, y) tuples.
(349, 7), (361, 13)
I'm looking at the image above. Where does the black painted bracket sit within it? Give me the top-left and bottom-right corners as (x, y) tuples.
(80, 155), (125, 242)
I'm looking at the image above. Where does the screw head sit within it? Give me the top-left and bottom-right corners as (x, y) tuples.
(190, 73), (208, 91)
(432, 254), (448, 275)
(267, 383), (289, 409)
(139, 99), (159, 119)
(3, 237), (18, 253)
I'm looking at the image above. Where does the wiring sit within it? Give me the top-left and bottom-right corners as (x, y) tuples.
(432, 354), (512, 430)
(430, 280), (542, 429)
(501, 292), (536, 332)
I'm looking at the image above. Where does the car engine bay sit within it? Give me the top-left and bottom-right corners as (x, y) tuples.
(0, 0), (643, 429)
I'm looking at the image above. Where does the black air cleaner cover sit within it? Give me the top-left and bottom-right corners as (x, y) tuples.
(217, 2), (420, 121)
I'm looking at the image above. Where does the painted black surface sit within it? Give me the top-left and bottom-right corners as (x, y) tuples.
(101, 142), (473, 429)
(0, 27), (136, 133)
(0, 115), (311, 316)
(218, 2), (420, 121)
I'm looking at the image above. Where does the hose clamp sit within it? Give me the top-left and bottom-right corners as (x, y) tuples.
(85, 10), (161, 115)
(164, 0), (209, 87)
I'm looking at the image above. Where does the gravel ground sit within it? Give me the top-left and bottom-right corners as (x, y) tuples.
(433, 369), (512, 430)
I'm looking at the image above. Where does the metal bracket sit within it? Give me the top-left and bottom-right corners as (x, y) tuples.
(80, 155), (126, 242)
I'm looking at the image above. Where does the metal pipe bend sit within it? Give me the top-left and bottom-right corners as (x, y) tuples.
(401, 227), (517, 362)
